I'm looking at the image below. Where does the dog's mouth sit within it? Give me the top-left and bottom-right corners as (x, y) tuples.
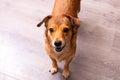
(55, 45), (66, 52)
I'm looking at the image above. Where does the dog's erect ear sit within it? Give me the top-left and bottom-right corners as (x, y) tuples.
(71, 17), (80, 33)
(71, 17), (80, 28)
(63, 14), (80, 33)
(64, 14), (80, 28)
(37, 15), (52, 27)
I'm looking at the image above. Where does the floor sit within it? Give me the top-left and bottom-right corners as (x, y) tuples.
(0, 0), (120, 80)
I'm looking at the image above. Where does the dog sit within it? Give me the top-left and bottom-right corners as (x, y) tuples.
(37, 0), (81, 79)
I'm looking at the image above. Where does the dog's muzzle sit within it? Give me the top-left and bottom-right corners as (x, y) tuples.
(54, 41), (65, 52)
(55, 46), (65, 52)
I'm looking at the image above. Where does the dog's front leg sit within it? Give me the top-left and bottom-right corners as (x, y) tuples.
(62, 58), (73, 79)
(49, 57), (58, 74)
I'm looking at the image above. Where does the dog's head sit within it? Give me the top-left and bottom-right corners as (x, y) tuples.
(37, 14), (80, 52)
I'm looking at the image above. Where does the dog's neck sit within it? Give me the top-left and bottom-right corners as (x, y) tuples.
(52, 0), (80, 18)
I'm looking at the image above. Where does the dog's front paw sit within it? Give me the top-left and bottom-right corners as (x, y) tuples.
(49, 67), (58, 74)
(62, 70), (70, 79)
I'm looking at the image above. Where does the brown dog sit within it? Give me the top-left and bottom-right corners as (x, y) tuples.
(37, 0), (81, 79)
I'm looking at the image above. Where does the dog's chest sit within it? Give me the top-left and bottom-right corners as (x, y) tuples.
(52, 50), (71, 62)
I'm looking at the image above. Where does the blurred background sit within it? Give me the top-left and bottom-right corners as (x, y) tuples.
(0, 0), (120, 80)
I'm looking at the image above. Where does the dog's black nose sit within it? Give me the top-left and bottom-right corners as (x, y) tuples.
(54, 41), (62, 47)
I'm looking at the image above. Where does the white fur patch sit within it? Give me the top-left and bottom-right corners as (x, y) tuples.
(49, 67), (57, 74)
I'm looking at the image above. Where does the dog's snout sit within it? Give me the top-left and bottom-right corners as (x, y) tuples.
(54, 41), (62, 47)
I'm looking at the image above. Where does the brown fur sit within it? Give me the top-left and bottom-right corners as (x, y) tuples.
(37, 0), (81, 79)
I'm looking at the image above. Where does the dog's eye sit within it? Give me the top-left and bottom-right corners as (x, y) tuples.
(63, 28), (69, 33)
(49, 28), (54, 32)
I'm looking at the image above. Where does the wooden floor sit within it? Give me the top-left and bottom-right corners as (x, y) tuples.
(0, 0), (120, 80)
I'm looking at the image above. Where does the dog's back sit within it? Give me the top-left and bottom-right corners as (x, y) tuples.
(52, 0), (81, 17)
